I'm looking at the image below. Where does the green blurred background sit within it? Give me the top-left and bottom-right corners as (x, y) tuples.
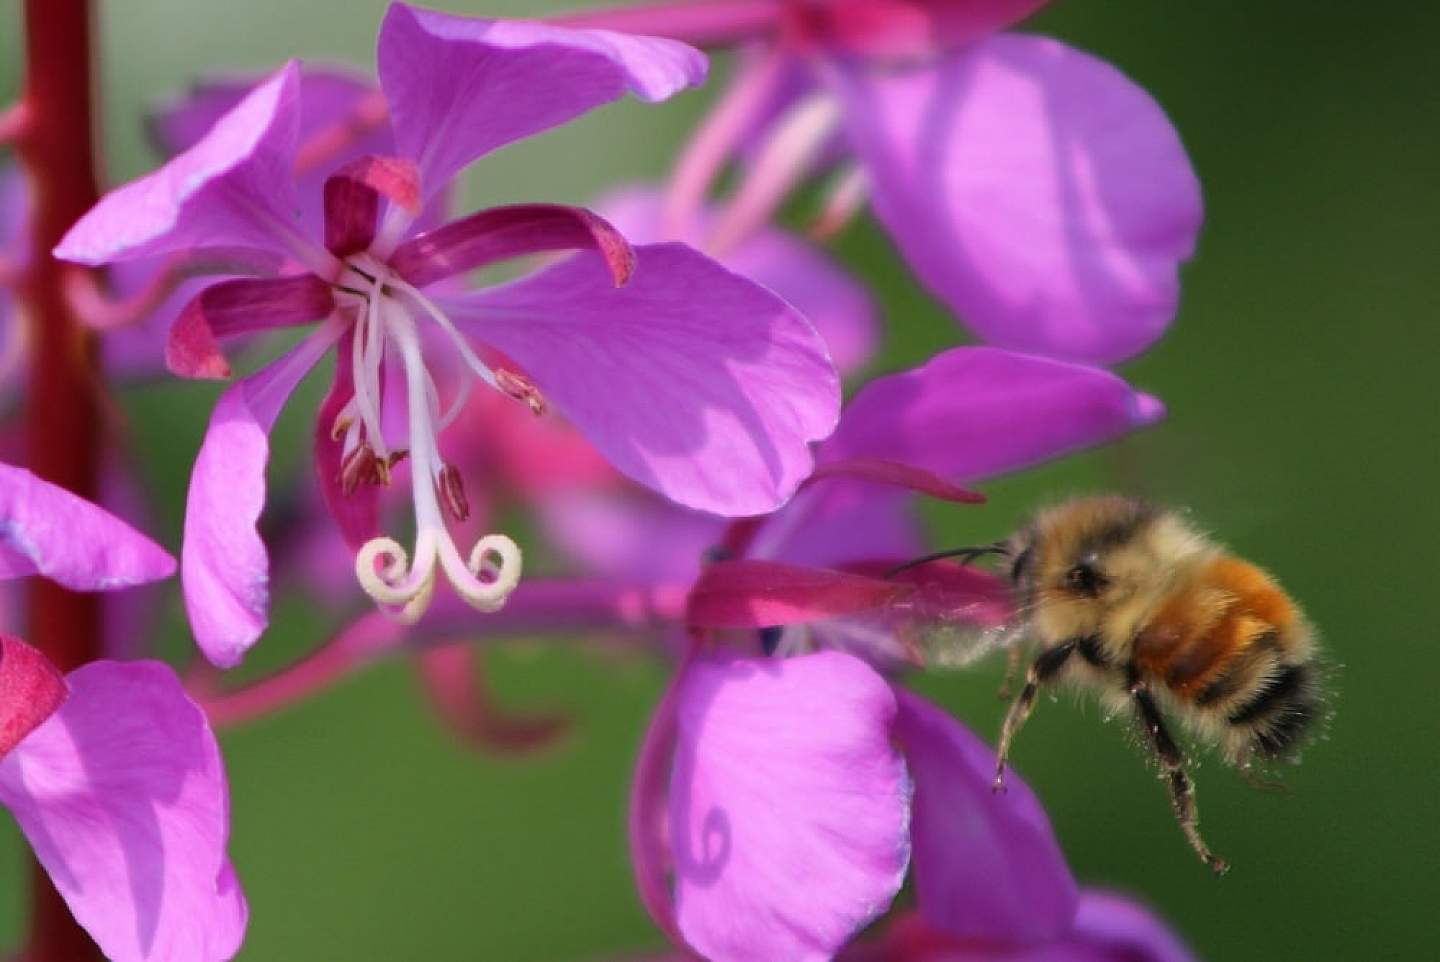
(1, 1), (1435, 959)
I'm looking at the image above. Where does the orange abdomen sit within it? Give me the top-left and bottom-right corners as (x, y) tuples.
(1133, 556), (1298, 699)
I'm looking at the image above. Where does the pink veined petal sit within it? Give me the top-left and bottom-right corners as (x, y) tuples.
(323, 155), (421, 256)
(0, 660), (246, 962)
(688, 560), (903, 628)
(596, 186), (880, 376)
(669, 652), (910, 962)
(762, 482), (923, 570)
(445, 242), (840, 516)
(794, 0), (1048, 59)
(834, 35), (1202, 364)
(314, 328), (380, 550)
(378, 3), (707, 199)
(182, 322), (340, 669)
(0, 634), (68, 762)
(391, 204), (635, 289)
(166, 275), (335, 380)
(819, 346), (1165, 481)
(893, 689), (1078, 944)
(0, 462), (176, 589)
(54, 62), (317, 270)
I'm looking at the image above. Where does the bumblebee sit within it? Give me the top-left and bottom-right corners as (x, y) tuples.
(903, 495), (1325, 873)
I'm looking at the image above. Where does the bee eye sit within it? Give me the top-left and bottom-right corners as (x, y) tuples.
(1065, 561), (1106, 596)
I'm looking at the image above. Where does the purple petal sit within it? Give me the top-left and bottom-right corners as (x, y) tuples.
(670, 653), (909, 962)
(0, 660), (246, 962)
(166, 275), (335, 379)
(0, 634), (68, 761)
(762, 484), (922, 569)
(149, 67), (398, 242)
(1069, 890), (1197, 962)
(378, 3), (706, 198)
(598, 186), (879, 375)
(0, 462), (176, 589)
(182, 324), (338, 668)
(391, 203), (634, 289)
(835, 35), (1201, 364)
(447, 242), (839, 516)
(894, 689), (1077, 943)
(538, 489), (721, 584)
(820, 346), (1164, 480)
(55, 63), (315, 269)
(802, 0), (1048, 58)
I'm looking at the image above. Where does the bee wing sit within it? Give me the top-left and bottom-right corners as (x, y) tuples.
(912, 618), (1026, 671)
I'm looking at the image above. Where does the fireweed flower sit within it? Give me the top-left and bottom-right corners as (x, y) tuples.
(576, 347), (1165, 960)
(0, 463), (246, 962)
(55, 4), (840, 668)
(558, 0), (1203, 364)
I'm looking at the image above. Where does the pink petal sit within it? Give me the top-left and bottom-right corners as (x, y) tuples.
(378, 3), (706, 198)
(149, 67), (398, 242)
(0, 634), (68, 761)
(55, 63), (315, 269)
(893, 689), (1077, 943)
(835, 35), (1202, 364)
(688, 560), (903, 630)
(391, 203), (634, 289)
(182, 325), (338, 668)
(820, 346), (1164, 481)
(0, 462), (176, 589)
(0, 660), (247, 962)
(446, 243), (840, 516)
(166, 275), (335, 379)
(797, 0), (1048, 58)
(598, 186), (880, 375)
(323, 155), (421, 256)
(670, 653), (909, 962)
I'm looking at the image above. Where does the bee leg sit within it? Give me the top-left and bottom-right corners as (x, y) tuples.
(1129, 678), (1230, 875)
(993, 640), (1076, 791)
(996, 644), (1024, 700)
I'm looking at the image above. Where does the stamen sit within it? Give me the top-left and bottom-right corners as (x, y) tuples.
(437, 464), (470, 522)
(496, 368), (547, 416)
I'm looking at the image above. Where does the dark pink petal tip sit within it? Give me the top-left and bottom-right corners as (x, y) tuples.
(806, 457), (985, 504)
(688, 560), (903, 628)
(0, 635), (68, 761)
(167, 276), (335, 380)
(324, 154), (421, 256)
(391, 203), (635, 289)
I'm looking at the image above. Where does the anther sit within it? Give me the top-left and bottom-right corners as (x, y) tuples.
(496, 368), (547, 416)
(437, 464), (470, 522)
(339, 444), (389, 495)
(330, 413), (355, 442)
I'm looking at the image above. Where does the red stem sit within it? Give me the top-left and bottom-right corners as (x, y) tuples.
(15, 1), (105, 959)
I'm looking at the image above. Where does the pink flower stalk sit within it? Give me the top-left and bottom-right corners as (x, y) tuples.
(55, 3), (840, 669)
(0, 463), (246, 962)
(557, 0), (1203, 364)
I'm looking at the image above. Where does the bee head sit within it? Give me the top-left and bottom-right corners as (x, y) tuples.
(1012, 495), (1184, 639)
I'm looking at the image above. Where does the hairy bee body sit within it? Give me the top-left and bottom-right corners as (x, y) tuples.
(989, 495), (1324, 872)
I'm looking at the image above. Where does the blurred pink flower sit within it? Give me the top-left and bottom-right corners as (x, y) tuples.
(56, 3), (840, 668)
(0, 463), (245, 962)
(562, 0), (1203, 364)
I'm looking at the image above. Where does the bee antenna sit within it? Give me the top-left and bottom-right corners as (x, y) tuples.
(885, 542), (1007, 579)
